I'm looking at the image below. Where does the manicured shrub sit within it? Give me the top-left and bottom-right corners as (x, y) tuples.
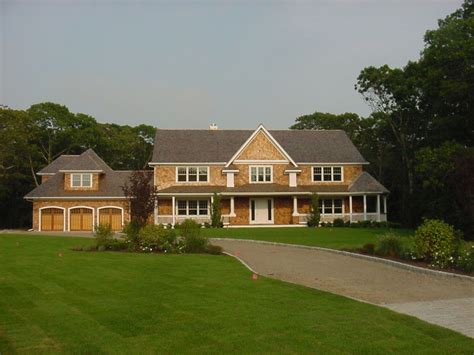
(333, 218), (345, 227)
(414, 219), (458, 268)
(206, 244), (223, 255)
(123, 220), (142, 248)
(94, 223), (114, 247)
(361, 243), (376, 255)
(307, 193), (320, 227)
(376, 232), (403, 258)
(177, 219), (208, 253)
(455, 243), (474, 273)
(138, 224), (179, 253)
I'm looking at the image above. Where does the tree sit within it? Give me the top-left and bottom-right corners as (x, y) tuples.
(307, 193), (321, 227)
(210, 193), (222, 228)
(122, 171), (155, 226)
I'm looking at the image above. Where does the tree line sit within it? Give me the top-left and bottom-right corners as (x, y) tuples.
(291, 1), (473, 238)
(0, 102), (156, 228)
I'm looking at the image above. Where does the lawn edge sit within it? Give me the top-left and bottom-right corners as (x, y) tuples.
(211, 238), (474, 282)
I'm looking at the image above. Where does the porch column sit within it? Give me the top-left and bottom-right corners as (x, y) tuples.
(171, 196), (176, 226)
(383, 196), (387, 214)
(292, 196), (298, 216)
(376, 194), (381, 222)
(230, 197), (236, 217)
(154, 198), (158, 225)
(349, 195), (353, 223)
(363, 195), (367, 221)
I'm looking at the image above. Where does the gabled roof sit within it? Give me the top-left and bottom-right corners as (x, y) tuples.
(349, 172), (389, 193)
(151, 128), (367, 164)
(225, 124), (297, 167)
(27, 149), (147, 199)
(37, 155), (79, 175)
(59, 149), (113, 172)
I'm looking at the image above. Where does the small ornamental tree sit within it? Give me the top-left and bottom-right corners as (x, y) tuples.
(307, 193), (321, 227)
(122, 170), (155, 226)
(210, 192), (222, 228)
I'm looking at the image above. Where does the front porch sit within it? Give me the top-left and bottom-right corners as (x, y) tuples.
(154, 194), (388, 226)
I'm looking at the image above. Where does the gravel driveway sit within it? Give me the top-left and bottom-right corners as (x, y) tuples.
(212, 239), (474, 338)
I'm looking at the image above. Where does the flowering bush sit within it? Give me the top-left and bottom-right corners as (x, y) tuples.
(456, 244), (474, 273)
(138, 224), (181, 253)
(414, 219), (459, 268)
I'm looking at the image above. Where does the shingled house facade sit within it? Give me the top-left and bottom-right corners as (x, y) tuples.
(152, 125), (388, 226)
(25, 125), (388, 230)
(25, 149), (132, 232)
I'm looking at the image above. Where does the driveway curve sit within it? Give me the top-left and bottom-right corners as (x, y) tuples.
(212, 239), (474, 338)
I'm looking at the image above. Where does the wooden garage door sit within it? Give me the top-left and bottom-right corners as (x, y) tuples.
(70, 208), (93, 231)
(99, 208), (122, 231)
(41, 208), (64, 231)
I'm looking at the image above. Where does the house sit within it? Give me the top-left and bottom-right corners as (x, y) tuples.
(25, 149), (132, 232)
(25, 124), (389, 230)
(151, 124), (388, 226)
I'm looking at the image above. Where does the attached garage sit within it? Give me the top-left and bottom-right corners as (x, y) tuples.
(69, 207), (94, 231)
(98, 207), (123, 231)
(40, 208), (64, 231)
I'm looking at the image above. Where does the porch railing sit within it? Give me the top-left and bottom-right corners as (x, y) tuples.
(298, 213), (387, 224)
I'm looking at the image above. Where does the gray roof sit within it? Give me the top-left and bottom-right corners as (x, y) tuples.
(25, 170), (136, 198)
(151, 129), (367, 164)
(60, 149), (113, 172)
(38, 155), (79, 174)
(156, 176), (388, 195)
(26, 149), (152, 199)
(349, 172), (389, 193)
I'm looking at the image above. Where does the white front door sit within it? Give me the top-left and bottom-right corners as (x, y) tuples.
(250, 198), (274, 224)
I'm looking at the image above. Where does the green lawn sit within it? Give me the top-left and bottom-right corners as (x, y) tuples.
(1, 235), (472, 354)
(202, 227), (413, 249)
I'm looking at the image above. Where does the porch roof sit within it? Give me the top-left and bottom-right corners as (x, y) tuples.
(156, 182), (386, 196)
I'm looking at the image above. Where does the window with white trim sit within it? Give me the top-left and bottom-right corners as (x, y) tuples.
(250, 166), (272, 183)
(318, 199), (343, 215)
(176, 200), (209, 216)
(176, 167), (209, 182)
(71, 173), (92, 187)
(312, 166), (343, 182)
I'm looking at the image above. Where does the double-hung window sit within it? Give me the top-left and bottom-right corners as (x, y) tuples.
(318, 199), (344, 215)
(312, 166), (343, 182)
(250, 166), (272, 183)
(176, 200), (209, 216)
(71, 173), (92, 187)
(177, 167), (208, 182)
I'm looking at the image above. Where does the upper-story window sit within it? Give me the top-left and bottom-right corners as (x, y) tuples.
(250, 166), (272, 183)
(312, 166), (343, 182)
(71, 173), (92, 187)
(177, 167), (208, 182)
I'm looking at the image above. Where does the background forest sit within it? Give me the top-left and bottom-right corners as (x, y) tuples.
(1, 1), (472, 238)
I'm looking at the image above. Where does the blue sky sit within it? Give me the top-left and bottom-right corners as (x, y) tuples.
(1, 0), (462, 129)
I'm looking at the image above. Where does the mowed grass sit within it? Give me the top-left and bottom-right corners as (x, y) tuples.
(1, 235), (473, 354)
(202, 227), (413, 249)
